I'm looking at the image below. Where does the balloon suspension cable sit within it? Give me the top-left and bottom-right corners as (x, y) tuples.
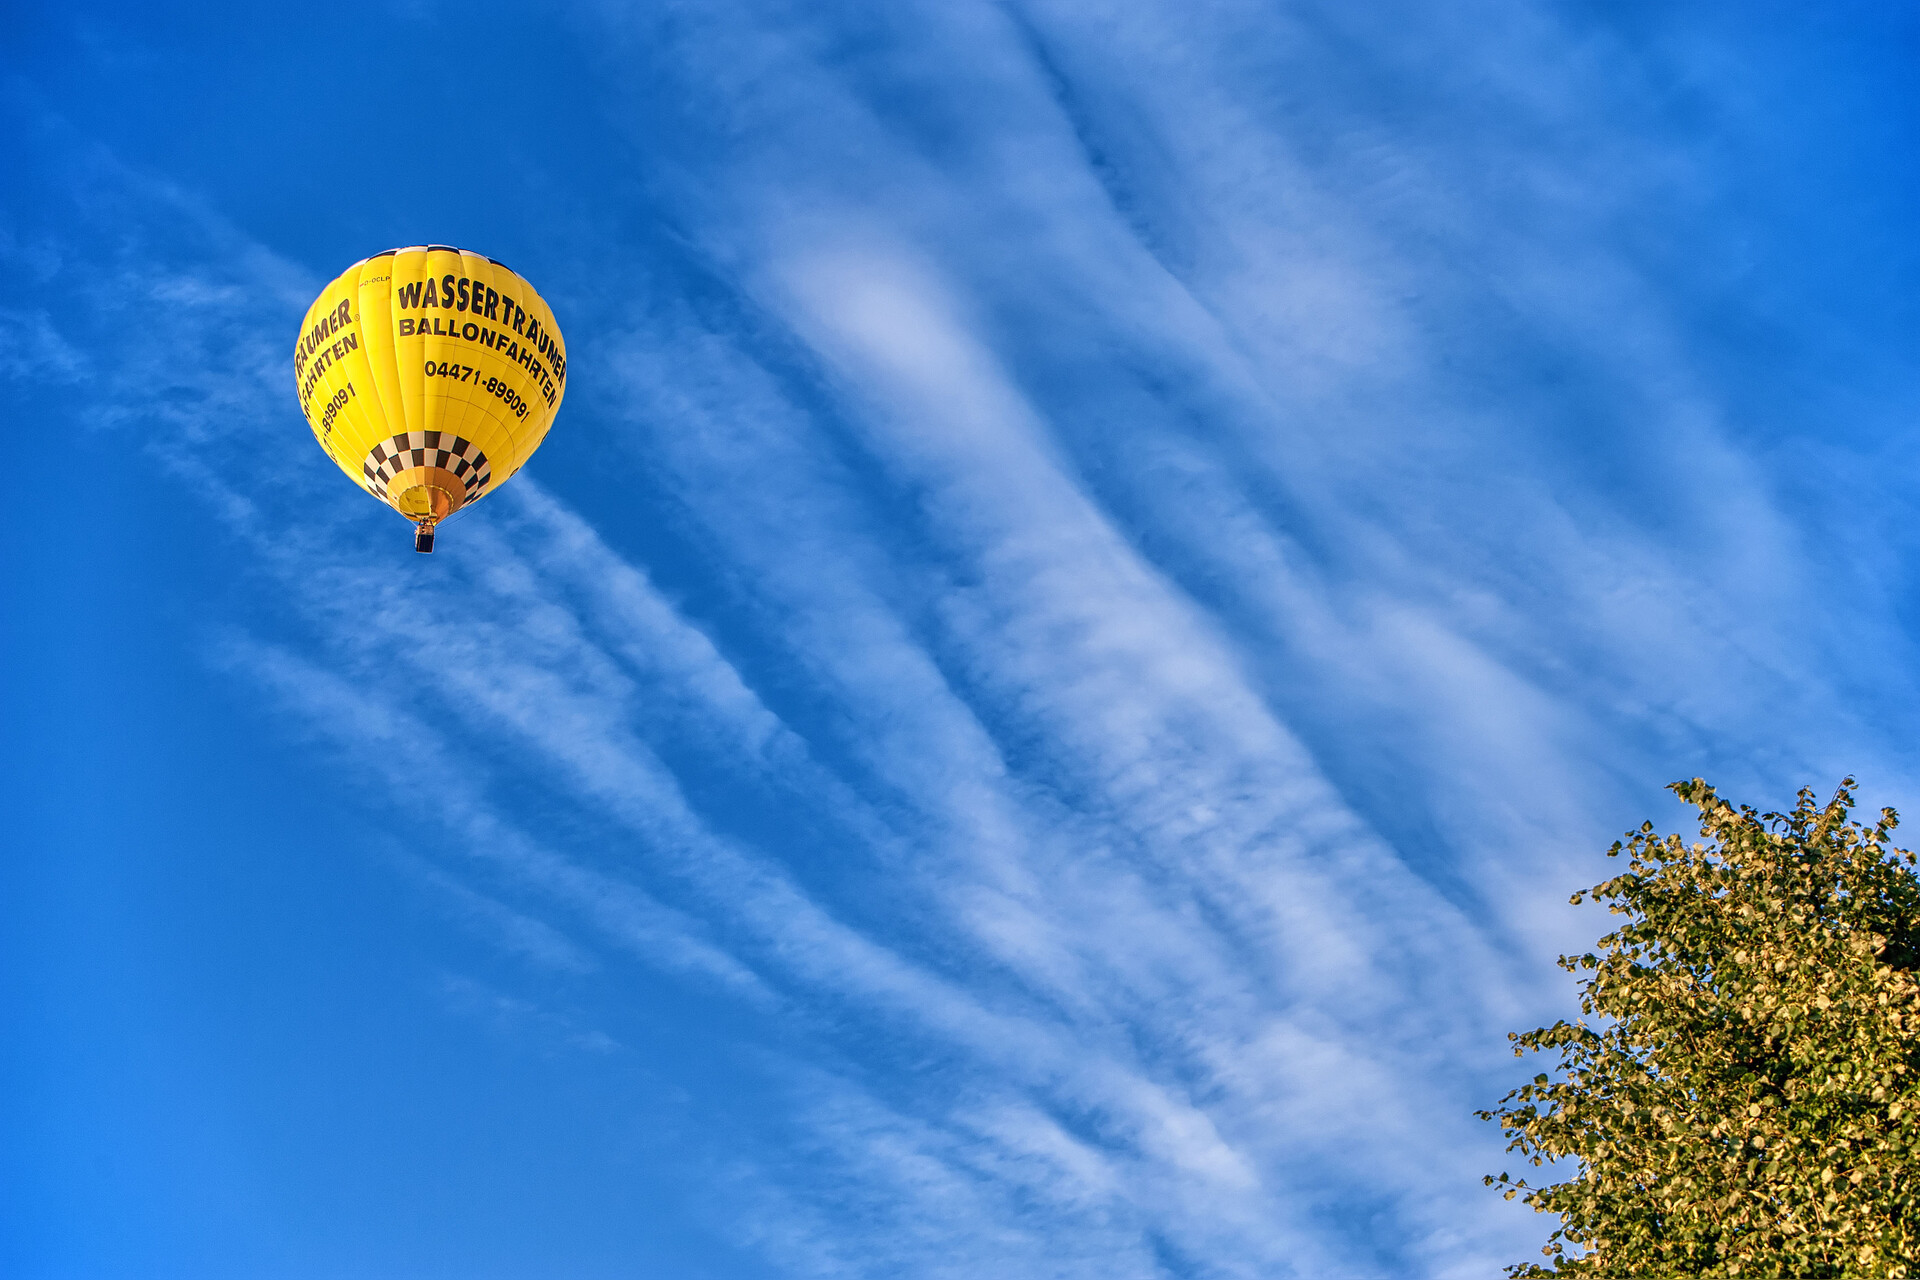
(414, 520), (437, 554)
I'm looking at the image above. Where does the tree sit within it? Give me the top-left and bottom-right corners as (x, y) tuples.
(1480, 778), (1920, 1277)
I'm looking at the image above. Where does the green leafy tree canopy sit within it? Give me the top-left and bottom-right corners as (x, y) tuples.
(1481, 778), (1920, 1277)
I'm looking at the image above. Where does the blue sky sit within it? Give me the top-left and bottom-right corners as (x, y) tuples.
(3, 1), (1917, 1276)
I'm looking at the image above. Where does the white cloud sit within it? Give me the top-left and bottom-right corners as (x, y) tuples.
(13, 2), (1917, 1274)
(0, 306), (87, 381)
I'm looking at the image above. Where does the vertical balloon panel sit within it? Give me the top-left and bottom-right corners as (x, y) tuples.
(352, 254), (401, 473)
(301, 274), (383, 484)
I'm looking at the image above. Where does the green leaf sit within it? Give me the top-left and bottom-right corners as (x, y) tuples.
(1478, 776), (1920, 1276)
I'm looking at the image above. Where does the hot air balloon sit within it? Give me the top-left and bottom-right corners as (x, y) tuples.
(294, 245), (567, 552)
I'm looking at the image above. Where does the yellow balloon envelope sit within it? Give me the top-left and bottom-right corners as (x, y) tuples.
(295, 245), (567, 551)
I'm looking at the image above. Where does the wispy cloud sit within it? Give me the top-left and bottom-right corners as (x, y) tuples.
(7, 2), (1916, 1275)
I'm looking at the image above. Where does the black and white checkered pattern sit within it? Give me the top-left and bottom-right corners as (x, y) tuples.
(361, 431), (492, 502)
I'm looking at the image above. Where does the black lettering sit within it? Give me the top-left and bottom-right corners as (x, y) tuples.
(526, 317), (542, 348)
(317, 383), (354, 436)
(462, 322), (478, 341)
(457, 278), (471, 312)
(344, 332), (358, 353)
(512, 304), (525, 335)
(483, 287), (499, 320)
(397, 281), (422, 309)
(422, 276), (439, 308)
(479, 327), (497, 349)
(334, 299), (351, 330)
(442, 275), (458, 309)
(399, 317), (415, 336)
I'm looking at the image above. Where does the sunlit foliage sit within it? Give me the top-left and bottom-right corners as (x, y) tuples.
(1482, 779), (1920, 1277)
